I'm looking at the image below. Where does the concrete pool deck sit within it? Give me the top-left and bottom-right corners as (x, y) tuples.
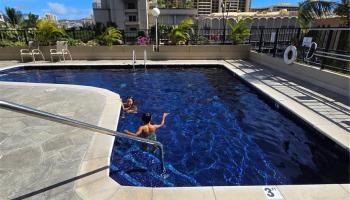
(0, 60), (349, 200)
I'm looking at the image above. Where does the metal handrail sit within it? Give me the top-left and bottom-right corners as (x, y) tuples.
(0, 100), (166, 174)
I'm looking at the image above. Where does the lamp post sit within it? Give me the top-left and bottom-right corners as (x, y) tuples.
(221, 1), (231, 44)
(221, 2), (225, 44)
(151, 7), (160, 52)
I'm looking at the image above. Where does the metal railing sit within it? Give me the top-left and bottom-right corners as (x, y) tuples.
(0, 100), (166, 174)
(0, 27), (349, 72)
(247, 27), (350, 73)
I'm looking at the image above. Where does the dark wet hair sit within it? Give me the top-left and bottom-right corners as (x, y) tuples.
(142, 113), (151, 123)
(127, 96), (136, 105)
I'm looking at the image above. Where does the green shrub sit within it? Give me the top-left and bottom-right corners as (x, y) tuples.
(35, 19), (66, 45)
(101, 27), (123, 47)
(169, 18), (194, 45)
(67, 38), (83, 46)
(227, 18), (252, 45)
(0, 40), (25, 47)
(85, 40), (99, 47)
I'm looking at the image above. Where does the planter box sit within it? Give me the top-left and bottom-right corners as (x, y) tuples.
(0, 45), (250, 61)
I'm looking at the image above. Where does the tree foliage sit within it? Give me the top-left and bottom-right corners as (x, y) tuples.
(227, 18), (252, 45)
(334, 0), (350, 26)
(22, 13), (39, 29)
(4, 7), (23, 28)
(298, 0), (337, 28)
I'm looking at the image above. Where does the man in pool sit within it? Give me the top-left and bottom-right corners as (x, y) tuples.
(122, 96), (138, 113)
(124, 112), (169, 151)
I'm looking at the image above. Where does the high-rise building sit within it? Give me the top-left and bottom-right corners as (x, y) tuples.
(43, 13), (58, 23)
(194, 0), (250, 15)
(93, 0), (148, 31)
(0, 13), (5, 23)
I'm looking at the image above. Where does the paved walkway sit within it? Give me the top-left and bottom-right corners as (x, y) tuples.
(226, 60), (350, 132)
(0, 82), (116, 199)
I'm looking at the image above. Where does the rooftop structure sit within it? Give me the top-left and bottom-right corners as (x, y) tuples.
(313, 16), (349, 27)
(251, 3), (299, 12)
(198, 10), (299, 29)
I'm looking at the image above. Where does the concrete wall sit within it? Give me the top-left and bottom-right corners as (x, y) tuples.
(0, 45), (250, 61)
(249, 51), (350, 98)
(93, 9), (110, 25)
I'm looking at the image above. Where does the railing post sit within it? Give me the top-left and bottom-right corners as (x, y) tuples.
(258, 28), (264, 53)
(122, 30), (126, 44)
(296, 28), (301, 42)
(248, 28), (252, 44)
(273, 28), (279, 57)
(72, 30), (76, 39)
(0, 30), (3, 41)
(321, 29), (334, 69)
(23, 29), (28, 44)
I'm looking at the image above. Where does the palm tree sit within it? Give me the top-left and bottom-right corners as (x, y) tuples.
(169, 18), (194, 45)
(22, 13), (39, 29)
(297, 0), (349, 28)
(101, 27), (123, 47)
(334, 0), (350, 26)
(4, 7), (23, 28)
(35, 19), (66, 45)
(227, 18), (252, 45)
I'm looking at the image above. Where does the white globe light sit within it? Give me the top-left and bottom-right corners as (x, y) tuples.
(151, 7), (160, 17)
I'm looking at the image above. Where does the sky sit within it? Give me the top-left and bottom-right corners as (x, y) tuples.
(0, 0), (302, 20)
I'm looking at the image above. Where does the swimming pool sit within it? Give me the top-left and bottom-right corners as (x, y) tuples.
(0, 65), (349, 187)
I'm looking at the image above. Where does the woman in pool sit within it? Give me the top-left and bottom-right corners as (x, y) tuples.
(122, 96), (138, 113)
(124, 112), (169, 150)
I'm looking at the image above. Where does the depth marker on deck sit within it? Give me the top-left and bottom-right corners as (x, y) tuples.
(263, 186), (284, 200)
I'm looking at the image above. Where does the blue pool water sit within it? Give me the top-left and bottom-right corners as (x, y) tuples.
(0, 66), (349, 187)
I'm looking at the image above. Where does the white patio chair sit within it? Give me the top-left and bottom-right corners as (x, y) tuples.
(20, 41), (45, 62)
(49, 41), (72, 62)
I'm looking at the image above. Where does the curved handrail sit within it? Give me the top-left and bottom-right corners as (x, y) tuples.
(0, 100), (165, 174)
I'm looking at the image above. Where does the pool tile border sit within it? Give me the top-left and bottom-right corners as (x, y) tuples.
(1, 60), (349, 200)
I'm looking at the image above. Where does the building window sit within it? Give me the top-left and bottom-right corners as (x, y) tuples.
(129, 15), (137, 22)
(130, 27), (137, 31)
(128, 3), (136, 9)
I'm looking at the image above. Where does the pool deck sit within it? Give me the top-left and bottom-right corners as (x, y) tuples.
(0, 60), (349, 200)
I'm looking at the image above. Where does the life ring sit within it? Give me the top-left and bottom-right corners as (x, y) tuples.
(284, 45), (297, 65)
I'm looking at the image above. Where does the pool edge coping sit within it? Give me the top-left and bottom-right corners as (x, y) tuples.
(1, 61), (349, 200)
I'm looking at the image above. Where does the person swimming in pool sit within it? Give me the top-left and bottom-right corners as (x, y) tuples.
(124, 112), (169, 151)
(122, 96), (138, 113)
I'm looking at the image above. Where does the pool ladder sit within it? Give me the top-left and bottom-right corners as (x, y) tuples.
(132, 49), (148, 71)
(144, 49), (147, 71)
(132, 49), (136, 71)
(0, 100), (166, 175)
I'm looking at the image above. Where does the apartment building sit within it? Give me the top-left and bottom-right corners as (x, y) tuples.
(194, 0), (251, 15)
(93, 0), (148, 31)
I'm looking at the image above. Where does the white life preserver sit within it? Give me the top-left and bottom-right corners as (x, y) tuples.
(283, 45), (297, 65)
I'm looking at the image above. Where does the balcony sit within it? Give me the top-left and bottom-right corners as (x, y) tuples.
(125, 21), (139, 25)
(125, 9), (137, 13)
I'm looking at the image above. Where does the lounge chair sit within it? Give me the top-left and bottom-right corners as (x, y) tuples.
(20, 41), (45, 62)
(49, 41), (72, 62)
